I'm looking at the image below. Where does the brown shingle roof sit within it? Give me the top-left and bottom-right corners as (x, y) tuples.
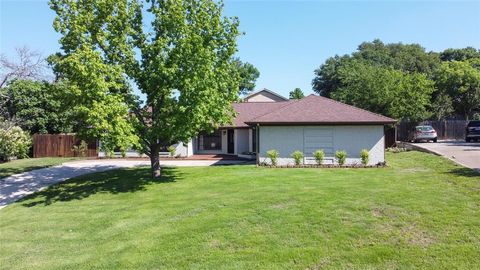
(226, 101), (294, 128)
(242, 94), (395, 125)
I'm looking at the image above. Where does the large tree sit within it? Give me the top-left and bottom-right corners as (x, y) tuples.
(440, 47), (480, 62)
(0, 79), (75, 134)
(332, 60), (434, 121)
(235, 59), (260, 95)
(313, 40), (441, 98)
(50, 0), (243, 177)
(435, 61), (480, 119)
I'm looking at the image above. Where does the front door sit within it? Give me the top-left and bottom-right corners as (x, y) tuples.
(227, 129), (234, 154)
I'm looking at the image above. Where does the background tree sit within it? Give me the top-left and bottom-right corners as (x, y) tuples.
(50, 0), (242, 178)
(313, 39), (480, 120)
(332, 60), (434, 121)
(0, 47), (47, 88)
(435, 61), (480, 119)
(0, 79), (75, 134)
(235, 59), (260, 95)
(289, 88), (304, 99)
(440, 47), (480, 62)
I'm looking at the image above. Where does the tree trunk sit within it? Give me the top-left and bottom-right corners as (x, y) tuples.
(150, 146), (161, 178)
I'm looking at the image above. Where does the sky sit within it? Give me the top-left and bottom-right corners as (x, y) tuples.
(1, 0), (479, 98)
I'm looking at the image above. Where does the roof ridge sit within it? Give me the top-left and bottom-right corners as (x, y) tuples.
(242, 88), (289, 101)
(316, 95), (394, 121)
(248, 98), (303, 122)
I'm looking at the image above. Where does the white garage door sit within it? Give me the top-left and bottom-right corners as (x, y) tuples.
(303, 127), (334, 157)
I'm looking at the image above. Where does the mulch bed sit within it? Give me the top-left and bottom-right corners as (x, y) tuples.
(258, 163), (387, 168)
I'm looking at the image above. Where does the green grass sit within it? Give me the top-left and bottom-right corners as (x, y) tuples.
(0, 151), (479, 269)
(0, 157), (82, 179)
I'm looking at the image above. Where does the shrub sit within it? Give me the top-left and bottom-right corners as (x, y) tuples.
(313, 149), (325, 165)
(167, 145), (176, 157)
(335, 150), (347, 165)
(360, 149), (369, 165)
(72, 140), (88, 157)
(266, 149), (280, 166)
(291, 150), (304, 166)
(0, 125), (31, 161)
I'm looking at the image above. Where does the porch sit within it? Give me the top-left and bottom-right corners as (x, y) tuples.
(193, 128), (257, 158)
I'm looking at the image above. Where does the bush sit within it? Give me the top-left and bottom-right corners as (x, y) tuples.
(0, 125), (31, 161)
(360, 149), (369, 165)
(313, 149), (325, 165)
(167, 145), (176, 157)
(291, 150), (304, 165)
(72, 140), (88, 157)
(266, 149), (280, 166)
(360, 149), (369, 166)
(335, 150), (347, 165)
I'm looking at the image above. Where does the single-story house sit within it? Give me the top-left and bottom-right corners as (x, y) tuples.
(101, 89), (396, 165)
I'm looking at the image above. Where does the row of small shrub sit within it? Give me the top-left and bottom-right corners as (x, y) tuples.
(266, 149), (369, 166)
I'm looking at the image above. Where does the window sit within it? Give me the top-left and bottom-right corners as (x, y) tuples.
(199, 130), (222, 151)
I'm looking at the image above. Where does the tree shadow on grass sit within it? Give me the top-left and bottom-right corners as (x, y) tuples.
(447, 167), (480, 178)
(19, 167), (182, 207)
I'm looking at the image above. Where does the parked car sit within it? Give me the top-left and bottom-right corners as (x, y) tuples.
(465, 120), (480, 142)
(409, 125), (437, 143)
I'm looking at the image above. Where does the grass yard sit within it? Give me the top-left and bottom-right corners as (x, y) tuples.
(0, 151), (479, 269)
(0, 157), (82, 179)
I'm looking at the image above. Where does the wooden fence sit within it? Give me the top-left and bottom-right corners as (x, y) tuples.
(394, 120), (468, 142)
(384, 126), (396, 148)
(33, 134), (98, 158)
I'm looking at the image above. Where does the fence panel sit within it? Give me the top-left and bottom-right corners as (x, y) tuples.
(384, 126), (396, 148)
(33, 134), (98, 158)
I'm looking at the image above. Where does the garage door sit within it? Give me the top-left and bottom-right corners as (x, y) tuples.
(303, 127), (334, 157)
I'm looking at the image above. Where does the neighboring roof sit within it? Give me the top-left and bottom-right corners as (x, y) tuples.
(244, 94), (396, 125)
(242, 88), (289, 102)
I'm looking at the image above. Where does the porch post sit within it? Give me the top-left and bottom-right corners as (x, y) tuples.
(256, 124), (260, 165)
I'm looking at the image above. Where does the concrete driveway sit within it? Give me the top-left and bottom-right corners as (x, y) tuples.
(410, 141), (480, 171)
(0, 159), (251, 209)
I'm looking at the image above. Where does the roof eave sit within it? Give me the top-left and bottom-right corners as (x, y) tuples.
(245, 120), (397, 126)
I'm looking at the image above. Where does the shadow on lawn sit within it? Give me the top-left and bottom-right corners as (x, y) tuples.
(19, 167), (181, 207)
(447, 167), (480, 178)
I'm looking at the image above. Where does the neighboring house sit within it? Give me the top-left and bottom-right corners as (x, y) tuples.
(102, 89), (396, 165)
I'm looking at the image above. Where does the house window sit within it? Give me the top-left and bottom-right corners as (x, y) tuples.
(199, 130), (222, 151)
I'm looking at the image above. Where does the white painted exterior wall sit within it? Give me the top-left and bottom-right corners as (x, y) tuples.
(258, 125), (385, 165)
(235, 129), (250, 154)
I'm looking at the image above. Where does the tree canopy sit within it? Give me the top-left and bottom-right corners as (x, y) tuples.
(289, 88), (304, 99)
(313, 39), (479, 120)
(0, 79), (75, 134)
(50, 0), (246, 177)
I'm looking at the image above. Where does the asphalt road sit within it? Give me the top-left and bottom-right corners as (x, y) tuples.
(411, 141), (480, 172)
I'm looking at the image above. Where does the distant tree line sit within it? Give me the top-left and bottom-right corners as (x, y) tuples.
(312, 39), (480, 121)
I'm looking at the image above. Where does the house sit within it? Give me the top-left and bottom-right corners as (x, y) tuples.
(101, 89), (395, 165)
(172, 89), (395, 165)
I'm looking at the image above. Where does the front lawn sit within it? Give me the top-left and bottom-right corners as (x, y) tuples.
(0, 151), (479, 269)
(0, 157), (81, 179)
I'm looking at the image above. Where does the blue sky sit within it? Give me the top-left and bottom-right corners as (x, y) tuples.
(1, 0), (479, 98)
